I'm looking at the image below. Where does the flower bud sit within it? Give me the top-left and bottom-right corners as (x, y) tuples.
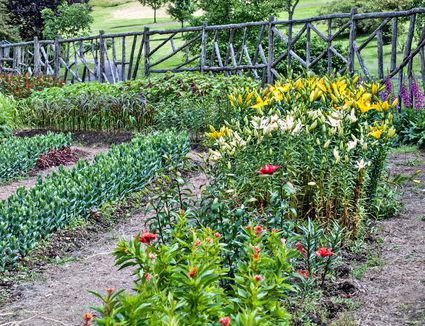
(324, 139), (331, 149)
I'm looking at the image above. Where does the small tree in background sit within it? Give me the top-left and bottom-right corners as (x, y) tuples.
(283, 0), (300, 20)
(0, 0), (19, 41)
(6, 0), (90, 40)
(42, 3), (93, 39)
(168, 0), (196, 28)
(138, 0), (166, 23)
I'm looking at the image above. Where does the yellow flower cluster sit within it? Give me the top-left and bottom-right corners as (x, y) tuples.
(206, 126), (232, 139)
(227, 76), (398, 116)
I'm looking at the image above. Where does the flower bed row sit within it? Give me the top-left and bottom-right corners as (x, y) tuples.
(14, 74), (258, 134)
(0, 130), (189, 270)
(0, 132), (72, 184)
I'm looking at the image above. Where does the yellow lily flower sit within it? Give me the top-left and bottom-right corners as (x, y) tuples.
(251, 96), (268, 110)
(369, 127), (383, 139)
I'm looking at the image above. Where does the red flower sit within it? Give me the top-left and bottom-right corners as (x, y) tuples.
(188, 267), (198, 279)
(296, 242), (307, 258)
(315, 247), (336, 258)
(214, 232), (221, 238)
(254, 225), (263, 236)
(254, 274), (263, 282)
(252, 252), (260, 261)
(220, 317), (231, 326)
(256, 164), (281, 175)
(271, 228), (277, 233)
(246, 225), (252, 231)
(145, 272), (152, 282)
(253, 246), (260, 253)
(297, 269), (310, 278)
(194, 239), (202, 247)
(106, 288), (114, 296)
(139, 231), (158, 245)
(83, 313), (93, 326)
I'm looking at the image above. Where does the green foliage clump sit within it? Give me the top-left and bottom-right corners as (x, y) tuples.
(393, 108), (425, 149)
(0, 93), (15, 139)
(92, 213), (295, 325)
(0, 132), (71, 184)
(42, 2), (93, 39)
(0, 130), (189, 270)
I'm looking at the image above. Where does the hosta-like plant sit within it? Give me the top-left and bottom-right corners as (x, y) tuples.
(206, 75), (397, 235)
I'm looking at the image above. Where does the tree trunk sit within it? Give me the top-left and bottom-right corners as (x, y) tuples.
(154, 8), (157, 23)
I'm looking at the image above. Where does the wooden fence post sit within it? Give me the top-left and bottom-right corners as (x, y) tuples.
(99, 30), (106, 82)
(200, 22), (207, 73)
(348, 7), (357, 75)
(33, 37), (41, 76)
(54, 39), (61, 80)
(287, 19), (293, 74)
(420, 26), (425, 90)
(143, 26), (150, 77)
(267, 16), (275, 85)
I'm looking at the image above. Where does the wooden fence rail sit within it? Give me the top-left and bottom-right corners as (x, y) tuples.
(0, 7), (424, 101)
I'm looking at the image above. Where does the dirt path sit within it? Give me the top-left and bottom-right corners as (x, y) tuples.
(0, 146), (109, 201)
(354, 150), (425, 325)
(0, 151), (207, 326)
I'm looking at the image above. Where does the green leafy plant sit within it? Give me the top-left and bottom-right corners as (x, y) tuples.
(90, 213), (295, 325)
(0, 132), (71, 183)
(0, 130), (189, 270)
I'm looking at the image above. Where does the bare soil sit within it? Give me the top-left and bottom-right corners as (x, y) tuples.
(0, 146), (109, 201)
(353, 150), (425, 326)
(0, 151), (208, 326)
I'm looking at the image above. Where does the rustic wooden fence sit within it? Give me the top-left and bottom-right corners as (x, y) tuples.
(0, 7), (424, 97)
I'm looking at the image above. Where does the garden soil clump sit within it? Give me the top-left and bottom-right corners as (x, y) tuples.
(354, 150), (425, 325)
(0, 151), (208, 326)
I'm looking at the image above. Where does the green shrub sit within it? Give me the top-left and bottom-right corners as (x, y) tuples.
(0, 132), (71, 184)
(0, 130), (189, 270)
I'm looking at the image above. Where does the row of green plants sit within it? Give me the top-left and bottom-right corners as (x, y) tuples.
(13, 74), (258, 135)
(0, 130), (189, 270)
(0, 132), (71, 184)
(0, 93), (15, 138)
(87, 75), (397, 325)
(0, 73), (63, 99)
(15, 82), (151, 131)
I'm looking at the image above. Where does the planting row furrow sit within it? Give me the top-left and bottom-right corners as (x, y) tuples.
(0, 132), (72, 184)
(0, 130), (189, 270)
